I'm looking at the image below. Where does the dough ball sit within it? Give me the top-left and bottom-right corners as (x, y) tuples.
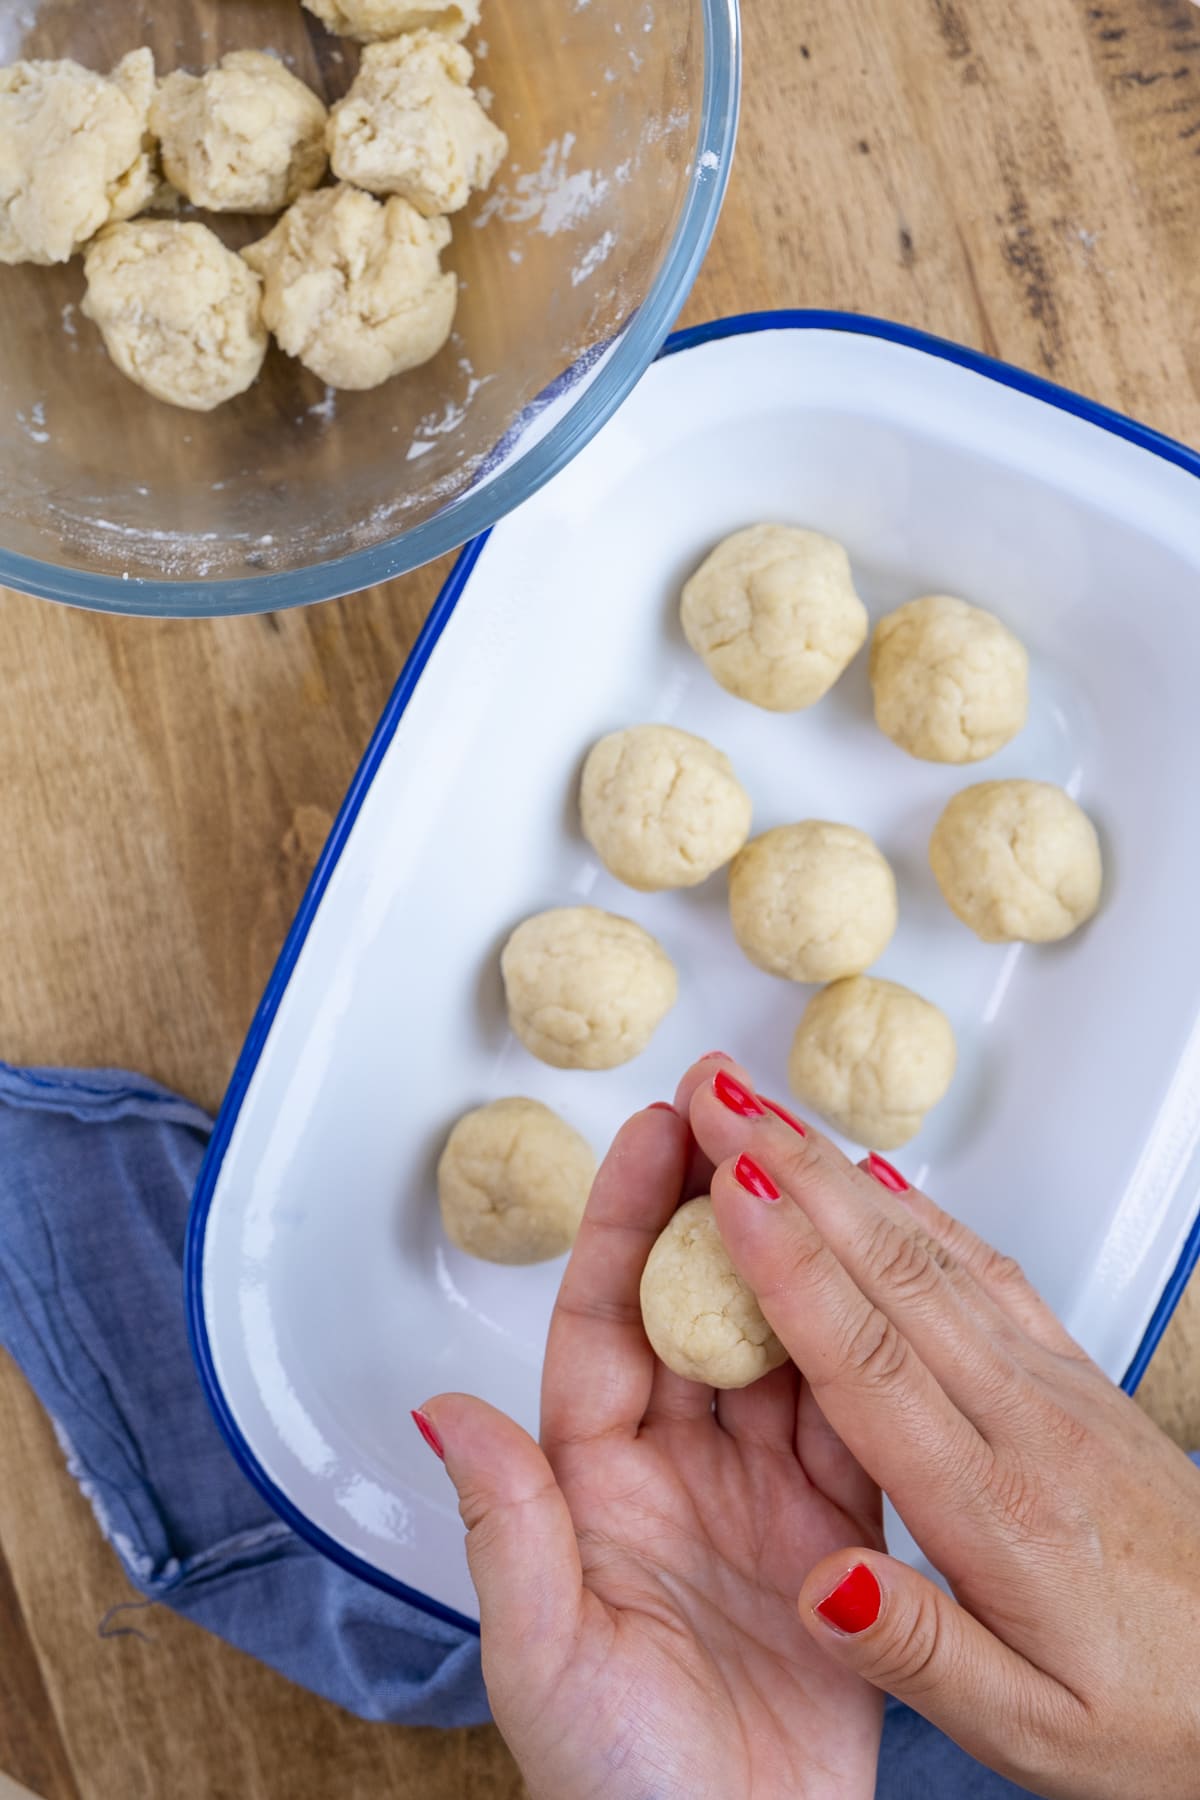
(328, 33), (506, 217)
(151, 51), (327, 215)
(580, 725), (752, 892)
(242, 184), (456, 390)
(0, 50), (157, 265)
(82, 221), (267, 411)
(302, 0), (481, 44)
(501, 905), (677, 1070)
(681, 525), (868, 712)
(788, 976), (957, 1150)
(437, 1097), (595, 1265)
(929, 780), (1102, 943)
(639, 1197), (787, 1389)
(729, 822), (897, 983)
(870, 594), (1029, 764)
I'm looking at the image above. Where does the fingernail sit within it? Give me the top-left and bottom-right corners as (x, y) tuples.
(815, 1563), (881, 1634)
(734, 1152), (780, 1201)
(762, 1096), (807, 1137)
(648, 1101), (677, 1114)
(713, 1069), (765, 1118)
(868, 1153), (909, 1193)
(411, 1409), (444, 1460)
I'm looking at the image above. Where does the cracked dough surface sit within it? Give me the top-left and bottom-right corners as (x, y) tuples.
(151, 51), (328, 215)
(729, 821), (897, 983)
(870, 594), (1029, 763)
(929, 780), (1102, 943)
(242, 183), (456, 389)
(580, 724), (752, 892)
(788, 975), (957, 1150)
(681, 525), (869, 712)
(328, 32), (506, 217)
(501, 905), (678, 1070)
(82, 220), (267, 411)
(437, 1097), (595, 1265)
(302, 0), (481, 43)
(0, 50), (157, 265)
(640, 1197), (787, 1389)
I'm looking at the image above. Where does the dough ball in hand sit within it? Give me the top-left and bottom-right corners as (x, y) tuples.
(437, 1097), (595, 1265)
(788, 975), (957, 1150)
(302, 0), (481, 44)
(681, 525), (868, 711)
(580, 724), (752, 892)
(501, 905), (677, 1070)
(151, 51), (327, 215)
(82, 220), (267, 411)
(870, 594), (1029, 763)
(729, 822), (897, 983)
(640, 1197), (787, 1389)
(0, 50), (157, 265)
(328, 33), (506, 217)
(242, 184), (456, 390)
(930, 779), (1102, 943)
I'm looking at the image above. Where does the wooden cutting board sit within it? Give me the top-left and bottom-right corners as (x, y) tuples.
(2, 1), (1199, 1793)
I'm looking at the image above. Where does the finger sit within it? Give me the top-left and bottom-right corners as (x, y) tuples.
(799, 1548), (1077, 1789)
(541, 1105), (689, 1452)
(644, 1356), (715, 1426)
(858, 1156), (1087, 1361)
(708, 1150), (992, 1554)
(419, 1394), (583, 1678)
(794, 1380), (882, 1532)
(672, 1051), (740, 1197)
(715, 1357), (799, 1447)
(693, 1077), (1022, 1428)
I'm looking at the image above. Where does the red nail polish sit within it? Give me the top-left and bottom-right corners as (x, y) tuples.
(734, 1153), (780, 1201)
(868, 1153), (909, 1193)
(411, 1409), (444, 1460)
(713, 1069), (765, 1118)
(648, 1101), (677, 1114)
(762, 1096), (807, 1137)
(815, 1564), (881, 1634)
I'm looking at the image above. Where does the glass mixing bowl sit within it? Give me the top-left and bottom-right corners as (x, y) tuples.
(0, 0), (739, 616)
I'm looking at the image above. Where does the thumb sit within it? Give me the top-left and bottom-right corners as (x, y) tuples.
(799, 1548), (1069, 1779)
(417, 1394), (583, 1668)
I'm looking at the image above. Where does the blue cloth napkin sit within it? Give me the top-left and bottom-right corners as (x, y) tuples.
(0, 1060), (1141, 1795)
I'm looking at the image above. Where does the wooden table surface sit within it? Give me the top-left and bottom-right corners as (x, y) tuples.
(4, 1), (1200, 1794)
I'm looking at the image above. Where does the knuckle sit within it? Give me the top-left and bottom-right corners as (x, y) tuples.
(776, 1125), (828, 1191)
(871, 1589), (946, 1696)
(980, 1246), (1030, 1293)
(836, 1305), (912, 1391)
(859, 1215), (943, 1303)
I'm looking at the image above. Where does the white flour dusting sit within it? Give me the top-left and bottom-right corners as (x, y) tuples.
(473, 134), (609, 236)
(571, 229), (616, 287)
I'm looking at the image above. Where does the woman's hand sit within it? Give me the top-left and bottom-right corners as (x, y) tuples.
(419, 1084), (884, 1800)
(685, 1054), (1200, 1800)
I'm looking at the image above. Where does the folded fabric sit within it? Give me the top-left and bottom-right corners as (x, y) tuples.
(1, 1058), (1154, 1795)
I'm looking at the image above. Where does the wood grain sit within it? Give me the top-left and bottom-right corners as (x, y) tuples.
(2, 0), (1199, 1792)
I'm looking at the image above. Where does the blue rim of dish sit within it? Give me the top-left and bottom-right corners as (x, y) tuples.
(1, 0), (741, 619)
(184, 307), (1200, 1629)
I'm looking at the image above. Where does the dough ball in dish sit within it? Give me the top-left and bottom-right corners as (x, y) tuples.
(0, 50), (157, 265)
(302, 0), (481, 43)
(929, 780), (1102, 944)
(328, 33), (507, 217)
(870, 594), (1029, 763)
(82, 221), (267, 411)
(242, 184), (456, 390)
(729, 822), (897, 984)
(580, 724), (752, 892)
(437, 1097), (595, 1265)
(151, 51), (328, 215)
(788, 975), (957, 1150)
(640, 1197), (787, 1389)
(501, 905), (678, 1070)
(680, 525), (868, 712)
